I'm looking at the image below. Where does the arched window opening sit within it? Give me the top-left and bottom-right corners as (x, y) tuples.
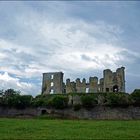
(113, 85), (119, 92)
(41, 110), (47, 115)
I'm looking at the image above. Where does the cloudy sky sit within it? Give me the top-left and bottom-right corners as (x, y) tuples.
(0, 1), (140, 95)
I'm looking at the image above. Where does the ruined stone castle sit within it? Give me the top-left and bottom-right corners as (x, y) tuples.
(42, 67), (125, 94)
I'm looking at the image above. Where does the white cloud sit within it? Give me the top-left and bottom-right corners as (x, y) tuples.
(0, 72), (39, 95)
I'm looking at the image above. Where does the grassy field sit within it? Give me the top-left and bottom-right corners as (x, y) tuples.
(0, 118), (140, 140)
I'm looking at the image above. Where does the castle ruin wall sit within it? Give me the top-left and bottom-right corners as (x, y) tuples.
(42, 67), (125, 94)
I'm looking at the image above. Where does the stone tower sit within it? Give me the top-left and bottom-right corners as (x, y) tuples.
(42, 72), (64, 94)
(116, 67), (125, 92)
(89, 77), (98, 93)
(103, 67), (125, 92)
(66, 79), (76, 93)
(76, 78), (86, 93)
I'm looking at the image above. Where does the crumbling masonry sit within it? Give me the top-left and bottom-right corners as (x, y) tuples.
(42, 67), (125, 94)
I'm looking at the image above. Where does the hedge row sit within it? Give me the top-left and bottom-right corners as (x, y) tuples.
(0, 89), (140, 109)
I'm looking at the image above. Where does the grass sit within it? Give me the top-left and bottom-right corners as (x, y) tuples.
(0, 118), (140, 140)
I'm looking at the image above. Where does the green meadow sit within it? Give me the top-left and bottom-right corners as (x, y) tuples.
(0, 118), (140, 140)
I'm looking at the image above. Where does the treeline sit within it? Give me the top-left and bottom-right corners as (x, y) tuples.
(0, 89), (32, 109)
(0, 89), (140, 110)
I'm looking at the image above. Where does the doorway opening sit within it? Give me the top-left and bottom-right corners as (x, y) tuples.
(113, 85), (119, 92)
(41, 109), (47, 115)
(106, 88), (109, 92)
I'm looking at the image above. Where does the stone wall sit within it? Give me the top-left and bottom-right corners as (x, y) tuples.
(51, 106), (140, 120)
(0, 106), (140, 120)
(0, 107), (39, 117)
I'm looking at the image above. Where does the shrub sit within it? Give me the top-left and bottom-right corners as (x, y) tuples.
(32, 97), (47, 107)
(17, 95), (33, 109)
(81, 95), (97, 108)
(50, 95), (68, 109)
(117, 94), (132, 107)
(106, 93), (132, 107)
(131, 89), (140, 106)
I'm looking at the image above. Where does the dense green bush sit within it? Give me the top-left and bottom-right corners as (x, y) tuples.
(17, 95), (33, 109)
(106, 93), (132, 107)
(32, 95), (69, 109)
(131, 89), (140, 106)
(49, 95), (68, 109)
(31, 97), (48, 107)
(6, 94), (20, 108)
(106, 93), (119, 106)
(81, 95), (97, 108)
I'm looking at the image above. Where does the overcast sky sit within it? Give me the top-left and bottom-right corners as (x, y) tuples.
(0, 1), (140, 95)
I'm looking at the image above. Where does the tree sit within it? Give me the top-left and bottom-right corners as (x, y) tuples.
(0, 89), (4, 96)
(131, 89), (140, 106)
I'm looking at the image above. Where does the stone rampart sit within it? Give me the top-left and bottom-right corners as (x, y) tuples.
(0, 106), (140, 120)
